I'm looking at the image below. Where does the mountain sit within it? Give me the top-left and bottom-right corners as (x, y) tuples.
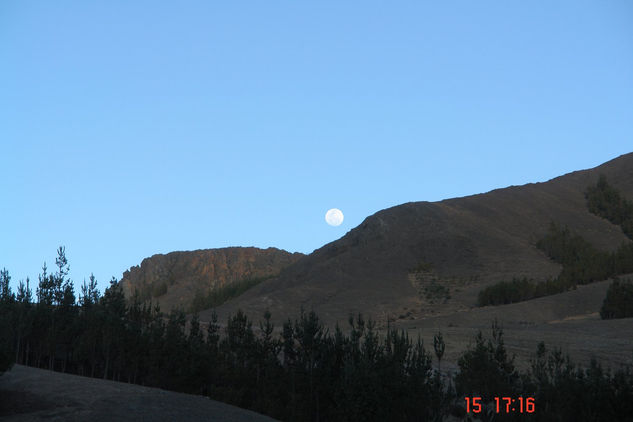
(119, 247), (304, 312)
(201, 153), (633, 326)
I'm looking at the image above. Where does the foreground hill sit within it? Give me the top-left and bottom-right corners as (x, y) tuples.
(0, 365), (278, 422)
(202, 153), (633, 326)
(120, 247), (303, 311)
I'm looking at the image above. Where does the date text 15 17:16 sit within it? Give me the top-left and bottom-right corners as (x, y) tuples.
(465, 397), (535, 414)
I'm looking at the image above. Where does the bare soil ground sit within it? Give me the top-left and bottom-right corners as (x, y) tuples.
(0, 365), (278, 422)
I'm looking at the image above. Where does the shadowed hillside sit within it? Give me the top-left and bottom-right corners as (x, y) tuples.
(203, 153), (633, 326)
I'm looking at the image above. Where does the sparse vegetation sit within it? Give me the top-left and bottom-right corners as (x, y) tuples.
(477, 223), (630, 306)
(423, 280), (450, 303)
(586, 174), (633, 239)
(479, 176), (633, 307)
(189, 275), (274, 313)
(477, 277), (537, 306)
(410, 265), (451, 304)
(411, 260), (433, 273)
(536, 221), (615, 285)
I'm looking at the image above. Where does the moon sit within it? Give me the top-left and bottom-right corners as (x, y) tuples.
(325, 208), (344, 226)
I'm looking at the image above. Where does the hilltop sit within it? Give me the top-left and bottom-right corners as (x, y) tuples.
(202, 153), (633, 327)
(120, 247), (303, 312)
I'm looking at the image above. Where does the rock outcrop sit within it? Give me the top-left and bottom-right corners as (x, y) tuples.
(120, 247), (304, 311)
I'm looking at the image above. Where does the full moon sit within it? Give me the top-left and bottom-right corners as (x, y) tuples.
(325, 208), (344, 226)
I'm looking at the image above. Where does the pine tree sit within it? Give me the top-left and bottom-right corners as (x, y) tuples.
(0, 268), (15, 374)
(433, 331), (445, 372)
(0, 268), (14, 303)
(14, 278), (33, 365)
(36, 262), (54, 305)
(79, 273), (100, 308)
(455, 320), (519, 407)
(16, 277), (33, 304)
(100, 277), (126, 380)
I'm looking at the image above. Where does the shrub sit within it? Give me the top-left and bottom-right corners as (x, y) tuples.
(600, 277), (633, 319)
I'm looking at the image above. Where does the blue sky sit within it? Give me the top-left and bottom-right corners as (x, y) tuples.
(2, 1), (632, 293)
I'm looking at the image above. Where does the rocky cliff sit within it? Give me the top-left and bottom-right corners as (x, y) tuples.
(120, 247), (304, 311)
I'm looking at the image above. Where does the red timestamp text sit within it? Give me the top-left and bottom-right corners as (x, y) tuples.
(465, 396), (535, 414)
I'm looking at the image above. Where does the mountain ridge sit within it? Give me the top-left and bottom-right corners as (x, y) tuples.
(201, 153), (633, 325)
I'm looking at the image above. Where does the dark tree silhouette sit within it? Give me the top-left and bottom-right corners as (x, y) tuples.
(434, 331), (445, 372)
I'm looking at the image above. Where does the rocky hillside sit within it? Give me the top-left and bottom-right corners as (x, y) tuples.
(120, 247), (303, 311)
(202, 153), (633, 326)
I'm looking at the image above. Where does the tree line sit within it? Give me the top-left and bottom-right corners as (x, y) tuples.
(189, 275), (275, 314)
(586, 174), (633, 240)
(600, 277), (633, 319)
(478, 176), (633, 308)
(2, 247), (633, 420)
